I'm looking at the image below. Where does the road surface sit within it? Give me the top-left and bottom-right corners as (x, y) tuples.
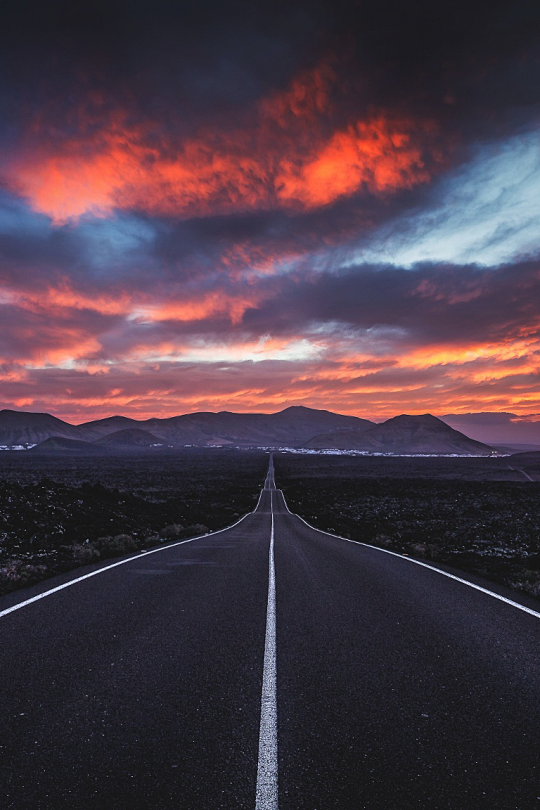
(1, 457), (540, 808)
(508, 464), (535, 482)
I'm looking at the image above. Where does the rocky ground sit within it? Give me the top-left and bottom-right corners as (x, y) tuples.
(0, 449), (269, 595)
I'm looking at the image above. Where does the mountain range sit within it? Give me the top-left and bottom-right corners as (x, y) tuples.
(440, 412), (540, 450)
(305, 414), (492, 455)
(0, 407), (496, 455)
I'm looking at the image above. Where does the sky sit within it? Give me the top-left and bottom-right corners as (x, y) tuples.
(1, 0), (540, 423)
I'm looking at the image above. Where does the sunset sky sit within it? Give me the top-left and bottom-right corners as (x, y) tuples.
(1, 0), (540, 422)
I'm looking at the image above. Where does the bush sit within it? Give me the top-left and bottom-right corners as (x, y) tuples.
(509, 569), (540, 597)
(96, 533), (139, 557)
(72, 543), (101, 563)
(186, 524), (209, 536)
(160, 524), (185, 539)
(0, 560), (48, 593)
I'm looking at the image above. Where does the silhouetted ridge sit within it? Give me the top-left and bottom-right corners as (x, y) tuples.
(0, 408), (494, 453)
(0, 410), (84, 445)
(305, 413), (494, 455)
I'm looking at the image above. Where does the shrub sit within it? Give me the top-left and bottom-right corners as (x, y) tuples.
(96, 533), (139, 557)
(72, 543), (101, 563)
(160, 524), (185, 539)
(0, 560), (48, 593)
(186, 523), (209, 536)
(509, 569), (540, 597)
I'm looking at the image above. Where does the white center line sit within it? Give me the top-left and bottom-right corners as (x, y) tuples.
(255, 487), (278, 810)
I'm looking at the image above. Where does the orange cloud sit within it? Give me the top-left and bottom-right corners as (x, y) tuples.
(18, 334), (102, 368)
(136, 290), (261, 325)
(4, 347), (540, 423)
(9, 63), (439, 223)
(276, 118), (432, 208)
(401, 340), (538, 370)
(1, 281), (261, 328)
(15, 286), (133, 316)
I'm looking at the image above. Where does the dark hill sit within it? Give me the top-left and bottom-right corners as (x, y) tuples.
(77, 415), (136, 440)
(31, 436), (102, 453)
(0, 410), (84, 446)
(305, 414), (494, 455)
(96, 428), (162, 447)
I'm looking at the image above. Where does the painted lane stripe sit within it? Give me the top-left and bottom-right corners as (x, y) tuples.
(255, 489), (278, 810)
(276, 490), (540, 621)
(0, 502), (263, 621)
(254, 487), (264, 511)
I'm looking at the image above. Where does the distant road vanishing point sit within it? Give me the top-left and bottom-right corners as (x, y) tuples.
(1, 457), (540, 809)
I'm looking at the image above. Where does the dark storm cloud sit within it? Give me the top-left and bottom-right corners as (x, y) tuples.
(0, 194), (164, 289)
(0, 194), (80, 273)
(0, 0), (324, 141)
(0, 185), (428, 292)
(19, 257), (531, 363)
(2, 0), (539, 151)
(147, 182), (438, 265)
(2, 195), (540, 355)
(239, 260), (540, 346)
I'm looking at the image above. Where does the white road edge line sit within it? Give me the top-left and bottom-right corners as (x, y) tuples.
(255, 487), (279, 810)
(277, 490), (540, 621)
(0, 485), (271, 621)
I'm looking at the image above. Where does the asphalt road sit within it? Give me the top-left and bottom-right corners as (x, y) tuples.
(1, 458), (540, 808)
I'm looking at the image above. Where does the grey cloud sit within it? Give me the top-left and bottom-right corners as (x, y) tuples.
(239, 260), (540, 346)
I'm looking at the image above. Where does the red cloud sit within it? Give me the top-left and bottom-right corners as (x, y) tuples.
(276, 117), (433, 208)
(8, 63), (441, 223)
